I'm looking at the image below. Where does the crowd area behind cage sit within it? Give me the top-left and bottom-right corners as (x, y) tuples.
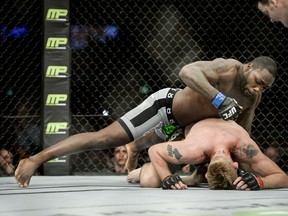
(0, 0), (287, 177)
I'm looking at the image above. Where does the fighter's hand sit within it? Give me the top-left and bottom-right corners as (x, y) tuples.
(234, 169), (264, 190)
(15, 157), (38, 188)
(233, 176), (250, 190)
(212, 92), (242, 121)
(161, 175), (188, 190)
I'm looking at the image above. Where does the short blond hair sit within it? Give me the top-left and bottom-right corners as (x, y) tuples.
(206, 159), (238, 190)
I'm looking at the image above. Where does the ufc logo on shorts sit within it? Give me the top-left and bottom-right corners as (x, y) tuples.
(223, 107), (237, 119)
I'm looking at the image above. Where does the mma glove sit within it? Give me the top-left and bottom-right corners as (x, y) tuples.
(237, 168), (264, 190)
(212, 92), (242, 121)
(161, 175), (183, 190)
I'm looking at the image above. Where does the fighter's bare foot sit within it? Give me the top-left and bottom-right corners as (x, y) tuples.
(127, 167), (142, 183)
(125, 144), (140, 172)
(15, 157), (39, 188)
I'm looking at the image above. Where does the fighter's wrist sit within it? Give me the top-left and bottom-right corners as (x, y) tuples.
(212, 92), (226, 109)
(162, 175), (172, 182)
(161, 175), (182, 190)
(257, 177), (264, 189)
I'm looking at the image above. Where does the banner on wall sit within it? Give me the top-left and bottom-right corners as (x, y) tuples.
(42, 0), (70, 175)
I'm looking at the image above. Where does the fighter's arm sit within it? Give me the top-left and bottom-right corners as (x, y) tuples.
(249, 155), (287, 189)
(179, 58), (231, 99)
(179, 58), (243, 120)
(233, 143), (288, 190)
(236, 94), (261, 134)
(148, 140), (194, 190)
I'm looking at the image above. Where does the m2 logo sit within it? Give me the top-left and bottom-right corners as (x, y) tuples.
(46, 66), (68, 78)
(46, 37), (68, 49)
(46, 122), (68, 134)
(46, 9), (68, 21)
(46, 94), (68, 106)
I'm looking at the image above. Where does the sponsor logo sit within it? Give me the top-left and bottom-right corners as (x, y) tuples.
(46, 9), (68, 21)
(46, 66), (68, 78)
(46, 94), (68, 106)
(46, 122), (68, 134)
(223, 107), (237, 119)
(48, 156), (67, 163)
(46, 37), (68, 49)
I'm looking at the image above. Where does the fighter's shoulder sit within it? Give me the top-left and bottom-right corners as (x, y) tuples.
(233, 138), (262, 159)
(214, 58), (241, 66)
(211, 58), (241, 71)
(211, 58), (240, 63)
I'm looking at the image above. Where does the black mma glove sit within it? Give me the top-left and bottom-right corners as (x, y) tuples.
(237, 168), (264, 190)
(212, 92), (242, 120)
(161, 175), (183, 190)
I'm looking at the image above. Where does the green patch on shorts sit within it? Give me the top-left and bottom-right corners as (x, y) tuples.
(162, 124), (178, 135)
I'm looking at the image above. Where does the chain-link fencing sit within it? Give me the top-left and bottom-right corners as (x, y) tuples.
(0, 0), (287, 176)
(0, 0), (42, 175)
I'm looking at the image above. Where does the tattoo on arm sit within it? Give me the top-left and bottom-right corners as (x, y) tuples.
(167, 144), (173, 157)
(233, 144), (259, 159)
(167, 144), (183, 160)
(173, 148), (182, 160)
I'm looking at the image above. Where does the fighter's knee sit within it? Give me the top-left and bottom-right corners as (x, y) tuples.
(139, 163), (161, 188)
(140, 175), (161, 188)
(147, 146), (154, 158)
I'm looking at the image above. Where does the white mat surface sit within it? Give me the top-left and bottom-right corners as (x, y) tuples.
(1, 176), (288, 216)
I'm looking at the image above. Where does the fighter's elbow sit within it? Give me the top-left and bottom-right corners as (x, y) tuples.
(148, 146), (157, 159)
(178, 65), (190, 81)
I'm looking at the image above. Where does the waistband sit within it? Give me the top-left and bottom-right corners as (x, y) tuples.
(164, 88), (181, 135)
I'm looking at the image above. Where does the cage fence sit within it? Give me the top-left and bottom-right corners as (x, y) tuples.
(0, 0), (287, 175)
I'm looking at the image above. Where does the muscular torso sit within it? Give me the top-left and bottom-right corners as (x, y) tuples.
(172, 66), (259, 127)
(172, 88), (218, 126)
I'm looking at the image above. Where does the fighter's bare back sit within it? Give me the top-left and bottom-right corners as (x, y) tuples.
(182, 118), (258, 166)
